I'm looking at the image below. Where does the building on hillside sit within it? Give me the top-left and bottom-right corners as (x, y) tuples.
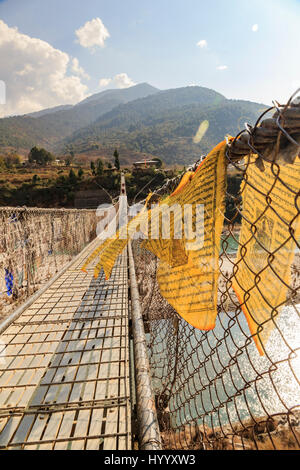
(54, 159), (64, 166)
(133, 160), (161, 170)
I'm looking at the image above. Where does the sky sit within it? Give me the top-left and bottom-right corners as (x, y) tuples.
(0, 0), (299, 116)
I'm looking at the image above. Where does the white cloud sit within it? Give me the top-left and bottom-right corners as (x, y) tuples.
(99, 73), (136, 90)
(75, 18), (110, 50)
(114, 73), (136, 89)
(99, 78), (112, 88)
(217, 65), (228, 70)
(252, 24), (259, 32)
(71, 58), (90, 80)
(0, 20), (89, 117)
(197, 39), (207, 48)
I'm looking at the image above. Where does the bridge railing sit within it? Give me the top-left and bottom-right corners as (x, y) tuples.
(0, 207), (97, 320)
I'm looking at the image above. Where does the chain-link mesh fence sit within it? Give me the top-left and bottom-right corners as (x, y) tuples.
(0, 207), (97, 321)
(132, 94), (300, 450)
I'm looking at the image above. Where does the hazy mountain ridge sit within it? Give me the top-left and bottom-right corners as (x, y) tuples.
(78, 83), (159, 106)
(0, 83), (267, 164)
(28, 104), (74, 118)
(0, 83), (159, 149)
(62, 87), (266, 164)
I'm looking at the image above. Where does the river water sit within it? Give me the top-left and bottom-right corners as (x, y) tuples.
(149, 303), (300, 428)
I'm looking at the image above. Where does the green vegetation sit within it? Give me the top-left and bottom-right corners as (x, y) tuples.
(226, 175), (243, 223)
(96, 159), (104, 176)
(32, 174), (40, 185)
(28, 146), (55, 165)
(68, 169), (77, 185)
(0, 84), (261, 212)
(0, 83), (159, 150)
(63, 89), (267, 165)
(114, 149), (120, 170)
(0, 85), (266, 167)
(0, 153), (22, 169)
(0, 149), (176, 208)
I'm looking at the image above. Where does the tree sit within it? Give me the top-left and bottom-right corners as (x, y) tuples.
(28, 146), (54, 165)
(114, 149), (120, 170)
(68, 169), (77, 185)
(4, 153), (22, 168)
(78, 168), (84, 179)
(68, 150), (76, 165)
(96, 159), (104, 176)
(56, 175), (66, 185)
(32, 174), (39, 185)
(90, 161), (96, 175)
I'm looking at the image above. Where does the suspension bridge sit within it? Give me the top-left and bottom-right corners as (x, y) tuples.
(0, 96), (299, 451)
(0, 175), (161, 451)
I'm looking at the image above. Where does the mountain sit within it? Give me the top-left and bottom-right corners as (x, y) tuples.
(62, 86), (267, 165)
(28, 105), (73, 118)
(0, 83), (159, 149)
(0, 83), (267, 165)
(79, 83), (159, 106)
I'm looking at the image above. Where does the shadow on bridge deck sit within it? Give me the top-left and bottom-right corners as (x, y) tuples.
(0, 239), (131, 450)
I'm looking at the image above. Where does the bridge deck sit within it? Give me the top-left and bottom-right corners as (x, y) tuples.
(0, 238), (131, 450)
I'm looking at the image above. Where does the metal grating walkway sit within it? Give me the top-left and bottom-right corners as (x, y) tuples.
(0, 238), (132, 450)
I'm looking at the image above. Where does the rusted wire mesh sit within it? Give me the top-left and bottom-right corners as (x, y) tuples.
(132, 93), (300, 450)
(0, 207), (96, 321)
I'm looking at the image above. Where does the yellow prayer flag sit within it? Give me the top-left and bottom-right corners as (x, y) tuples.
(82, 141), (227, 333)
(82, 193), (152, 279)
(171, 171), (194, 196)
(143, 140), (227, 330)
(232, 157), (300, 355)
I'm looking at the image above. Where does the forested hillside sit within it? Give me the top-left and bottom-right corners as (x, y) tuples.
(0, 83), (159, 149)
(0, 84), (266, 164)
(63, 87), (266, 164)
